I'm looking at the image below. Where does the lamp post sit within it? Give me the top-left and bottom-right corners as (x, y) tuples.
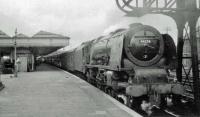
(14, 29), (17, 77)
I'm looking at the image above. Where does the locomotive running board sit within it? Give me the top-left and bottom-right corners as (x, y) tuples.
(85, 64), (133, 71)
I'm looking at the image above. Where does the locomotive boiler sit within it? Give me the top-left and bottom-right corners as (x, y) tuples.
(85, 23), (184, 111)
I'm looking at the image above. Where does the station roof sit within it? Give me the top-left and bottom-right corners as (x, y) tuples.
(16, 33), (30, 38)
(32, 31), (70, 39)
(0, 30), (11, 38)
(0, 30), (70, 55)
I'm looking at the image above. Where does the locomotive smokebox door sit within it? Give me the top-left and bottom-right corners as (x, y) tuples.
(124, 25), (164, 67)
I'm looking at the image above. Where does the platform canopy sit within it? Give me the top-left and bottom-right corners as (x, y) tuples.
(0, 30), (69, 47)
(16, 33), (30, 39)
(0, 30), (10, 39)
(32, 31), (67, 38)
(0, 30), (70, 56)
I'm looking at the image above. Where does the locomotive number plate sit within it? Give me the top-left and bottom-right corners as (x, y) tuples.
(139, 39), (151, 44)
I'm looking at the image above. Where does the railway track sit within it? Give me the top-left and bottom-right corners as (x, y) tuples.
(150, 106), (179, 117)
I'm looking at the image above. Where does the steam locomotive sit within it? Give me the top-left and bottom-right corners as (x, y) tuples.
(44, 23), (184, 113)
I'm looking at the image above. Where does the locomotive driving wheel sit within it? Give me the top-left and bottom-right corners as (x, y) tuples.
(126, 96), (133, 108)
(86, 70), (92, 83)
(96, 70), (106, 91)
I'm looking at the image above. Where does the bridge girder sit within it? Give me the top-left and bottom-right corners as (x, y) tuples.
(116, 0), (200, 113)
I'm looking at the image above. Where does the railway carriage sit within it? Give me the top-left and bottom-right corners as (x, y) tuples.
(60, 49), (75, 71)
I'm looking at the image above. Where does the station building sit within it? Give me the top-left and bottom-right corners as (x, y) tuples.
(0, 30), (69, 73)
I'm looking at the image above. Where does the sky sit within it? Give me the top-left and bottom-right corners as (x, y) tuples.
(0, 0), (178, 48)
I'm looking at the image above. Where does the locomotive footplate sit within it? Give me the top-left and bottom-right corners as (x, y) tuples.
(126, 83), (185, 97)
(117, 82), (129, 88)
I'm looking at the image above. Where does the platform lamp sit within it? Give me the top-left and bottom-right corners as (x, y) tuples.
(14, 29), (17, 77)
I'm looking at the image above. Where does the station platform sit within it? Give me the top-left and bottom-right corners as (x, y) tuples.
(0, 64), (141, 117)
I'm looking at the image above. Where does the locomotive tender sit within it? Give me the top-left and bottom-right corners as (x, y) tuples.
(45, 23), (184, 112)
